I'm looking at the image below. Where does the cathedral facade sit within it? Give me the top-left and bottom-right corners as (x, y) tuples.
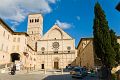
(0, 13), (77, 70)
(36, 25), (76, 69)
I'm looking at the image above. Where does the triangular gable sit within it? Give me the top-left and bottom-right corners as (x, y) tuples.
(40, 24), (73, 40)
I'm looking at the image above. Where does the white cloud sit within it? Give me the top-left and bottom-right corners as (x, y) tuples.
(47, 0), (56, 3)
(0, 0), (57, 30)
(11, 21), (19, 31)
(55, 20), (72, 29)
(76, 16), (80, 20)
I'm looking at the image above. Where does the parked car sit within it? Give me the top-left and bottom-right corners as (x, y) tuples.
(88, 69), (96, 77)
(70, 67), (88, 78)
(66, 66), (75, 71)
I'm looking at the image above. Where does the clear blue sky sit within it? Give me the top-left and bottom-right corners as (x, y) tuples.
(1, 0), (120, 47)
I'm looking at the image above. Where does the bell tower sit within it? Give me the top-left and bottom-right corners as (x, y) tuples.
(27, 13), (43, 40)
(27, 13), (43, 50)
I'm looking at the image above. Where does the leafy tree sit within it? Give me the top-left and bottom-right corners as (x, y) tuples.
(110, 29), (120, 65)
(93, 2), (116, 79)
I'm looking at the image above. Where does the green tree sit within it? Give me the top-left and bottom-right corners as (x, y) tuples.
(110, 29), (120, 64)
(93, 2), (116, 79)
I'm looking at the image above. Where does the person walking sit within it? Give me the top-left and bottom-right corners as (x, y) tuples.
(11, 63), (16, 75)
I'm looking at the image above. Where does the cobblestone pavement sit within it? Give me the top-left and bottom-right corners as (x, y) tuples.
(0, 70), (99, 80)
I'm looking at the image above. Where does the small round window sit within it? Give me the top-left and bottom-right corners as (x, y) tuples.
(67, 46), (71, 50)
(41, 47), (45, 51)
(53, 42), (59, 48)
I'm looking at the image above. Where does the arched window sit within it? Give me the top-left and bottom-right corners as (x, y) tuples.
(37, 19), (39, 22)
(35, 19), (37, 22)
(32, 19), (34, 22)
(30, 19), (31, 23)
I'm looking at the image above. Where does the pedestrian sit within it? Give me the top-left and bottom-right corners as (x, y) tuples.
(11, 63), (16, 75)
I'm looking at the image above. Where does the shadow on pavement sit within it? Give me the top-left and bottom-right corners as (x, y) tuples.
(43, 74), (74, 80)
(43, 74), (99, 80)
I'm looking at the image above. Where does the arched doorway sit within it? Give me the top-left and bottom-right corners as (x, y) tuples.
(54, 61), (59, 69)
(54, 57), (59, 69)
(11, 53), (20, 62)
(41, 64), (44, 69)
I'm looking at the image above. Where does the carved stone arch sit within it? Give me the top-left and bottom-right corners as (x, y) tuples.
(52, 28), (63, 36)
(54, 57), (60, 62)
(48, 28), (63, 39)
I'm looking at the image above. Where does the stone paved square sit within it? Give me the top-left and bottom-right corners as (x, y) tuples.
(0, 70), (99, 80)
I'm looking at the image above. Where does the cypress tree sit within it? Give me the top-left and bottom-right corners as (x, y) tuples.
(110, 29), (120, 64)
(93, 2), (116, 79)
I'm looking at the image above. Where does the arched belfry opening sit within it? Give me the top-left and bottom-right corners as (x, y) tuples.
(11, 53), (20, 62)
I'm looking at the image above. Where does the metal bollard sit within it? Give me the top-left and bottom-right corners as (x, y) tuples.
(61, 68), (63, 74)
(44, 69), (46, 74)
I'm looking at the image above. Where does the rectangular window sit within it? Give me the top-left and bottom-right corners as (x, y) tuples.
(17, 38), (20, 42)
(3, 31), (5, 36)
(8, 35), (10, 40)
(13, 37), (16, 42)
(41, 64), (44, 69)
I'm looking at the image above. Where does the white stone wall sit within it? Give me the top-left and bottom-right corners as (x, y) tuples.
(37, 39), (75, 52)
(36, 25), (76, 69)
(12, 35), (27, 53)
(0, 21), (29, 66)
(0, 24), (13, 64)
(36, 54), (75, 69)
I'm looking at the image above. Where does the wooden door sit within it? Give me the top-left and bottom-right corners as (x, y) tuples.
(54, 62), (59, 69)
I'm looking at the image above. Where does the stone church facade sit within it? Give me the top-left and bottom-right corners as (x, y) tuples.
(0, 13), (77, 70)
(36, 25), (76, 69)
